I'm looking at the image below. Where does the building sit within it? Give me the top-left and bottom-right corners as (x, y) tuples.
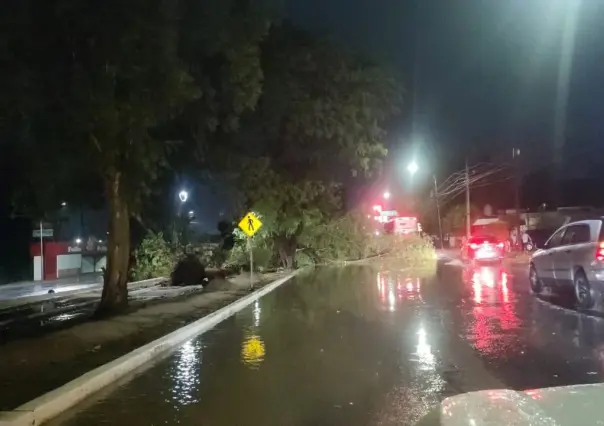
(30, 238), (107, 281)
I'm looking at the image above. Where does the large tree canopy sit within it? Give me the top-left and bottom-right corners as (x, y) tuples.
(228, 25), (404, 267)
(4, 0), (275, 313)
(4, 2), (404, 307)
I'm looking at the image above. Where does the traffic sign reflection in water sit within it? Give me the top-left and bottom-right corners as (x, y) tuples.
(241, 333), (265, 369)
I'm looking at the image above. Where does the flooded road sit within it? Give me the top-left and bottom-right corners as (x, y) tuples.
(50, 262), (604, 426)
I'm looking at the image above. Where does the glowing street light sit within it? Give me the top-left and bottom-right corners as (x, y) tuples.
(383, 191), (391, 200)
(178, 190), (188, 203)
(75, 238), (82, 244)
(405, 158), (443, 248)
(407, 161), (419, 175)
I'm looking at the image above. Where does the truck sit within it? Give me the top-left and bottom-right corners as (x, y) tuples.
(384, 216), (420, 235)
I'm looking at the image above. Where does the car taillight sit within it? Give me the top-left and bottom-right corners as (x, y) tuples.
(470, 243), (478, 250)
(597, 242), (604, 261)
(497, 242), (504, 249)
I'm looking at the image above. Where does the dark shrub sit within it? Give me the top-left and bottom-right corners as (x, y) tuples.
(217, 220), (232, 235)
(222, 234), (235, 250)
(171, 254), (207, 287)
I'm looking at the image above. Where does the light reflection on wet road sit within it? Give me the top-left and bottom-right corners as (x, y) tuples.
(50, 262), (604, 426)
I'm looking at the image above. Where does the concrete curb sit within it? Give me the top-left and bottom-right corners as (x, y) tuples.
(126, 277), (168, 291)
(0, 270), (301, 426)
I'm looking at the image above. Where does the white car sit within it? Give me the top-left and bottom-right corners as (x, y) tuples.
(529, 219), (604, 309)
(430, 383), (604, 425)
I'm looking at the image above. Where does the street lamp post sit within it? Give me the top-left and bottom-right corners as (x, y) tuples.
(432, 174), (444, 249)
(407, 161), (443, 248)
(176, 190), (189, 248)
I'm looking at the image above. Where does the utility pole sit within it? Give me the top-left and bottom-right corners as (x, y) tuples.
(465, 159), (471, 239)
(433, 174), (443, 248)
(513, 148), (521, 250)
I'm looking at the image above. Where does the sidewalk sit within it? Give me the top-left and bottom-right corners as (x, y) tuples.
(0, 274), (102, 301)
(0, 270), (289, 411)
(0, 275), (159, 311)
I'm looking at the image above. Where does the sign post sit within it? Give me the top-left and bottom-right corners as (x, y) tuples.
(39, 221), (44, 281)
(248, 238), (254, 288)
(32, 223), (53, 281)
(238, 212), (263, 290)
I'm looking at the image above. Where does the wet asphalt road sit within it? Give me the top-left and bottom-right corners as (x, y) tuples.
(49, 260), (604, 426)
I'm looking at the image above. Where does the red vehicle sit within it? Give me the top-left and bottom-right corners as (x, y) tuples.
(462, 235), (505, 263)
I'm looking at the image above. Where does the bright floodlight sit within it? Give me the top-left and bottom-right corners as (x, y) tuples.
(75, 238), (82, 244)
(178, 190), (188, 203)
(61, 201), (67, 207)
(383, 191), (391, 200)
(407, 161), (419, 175)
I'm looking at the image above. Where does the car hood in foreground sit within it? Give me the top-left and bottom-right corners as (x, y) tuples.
(440, 383), (604, 425)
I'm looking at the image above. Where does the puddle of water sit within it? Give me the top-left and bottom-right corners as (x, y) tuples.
(451, 262), (604, 389)
(49, 266), (455, 426)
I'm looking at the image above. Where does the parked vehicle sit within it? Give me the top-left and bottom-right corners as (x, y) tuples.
(423, 382), (604, 426)
(529, 218), (604, 309)
(461, 235), (505, 264)
(472, 218), (510, 244)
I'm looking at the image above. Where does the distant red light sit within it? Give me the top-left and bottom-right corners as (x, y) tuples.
(470, 243), (478, 250)
(597, 242), (604, 261)
(373, 205), (382, 212)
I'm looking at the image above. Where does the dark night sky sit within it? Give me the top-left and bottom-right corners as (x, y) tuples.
(286, 0), (604, 179)
(3, 1), (604, 279)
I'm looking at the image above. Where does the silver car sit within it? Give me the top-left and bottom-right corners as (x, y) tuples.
(530, 218), (604, 309)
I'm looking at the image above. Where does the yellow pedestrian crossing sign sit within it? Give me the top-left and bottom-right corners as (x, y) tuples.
(238, 212), (263, 237)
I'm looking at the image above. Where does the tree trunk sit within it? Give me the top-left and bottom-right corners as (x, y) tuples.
(96, 170), (130, 316)
(276, 234), (296, 270)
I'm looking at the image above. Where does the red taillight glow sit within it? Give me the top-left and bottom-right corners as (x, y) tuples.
(497, 242), (504, 249)
(597, 242), (604, 261)
(470, 243), (478, 250)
